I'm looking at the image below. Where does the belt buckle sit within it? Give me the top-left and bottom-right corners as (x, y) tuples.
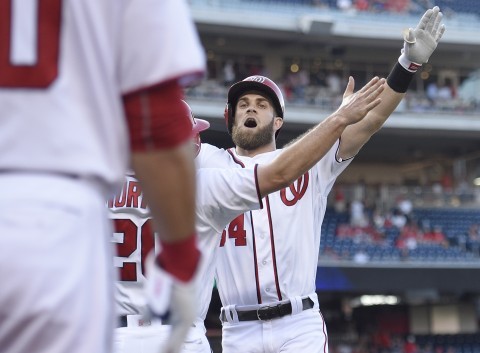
(256, 304), (281, 321)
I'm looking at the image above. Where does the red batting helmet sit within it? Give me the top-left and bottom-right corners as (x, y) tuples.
(181, 100), (210, 156)
(224, 75), (285, 137)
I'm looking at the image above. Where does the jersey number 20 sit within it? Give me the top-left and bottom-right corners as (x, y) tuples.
(0, 0), (62, 88)
(114, 219), (155, 282)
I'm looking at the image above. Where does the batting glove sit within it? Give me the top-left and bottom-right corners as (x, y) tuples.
(144, 252), (197, 353)
(399, 6), (446, 72)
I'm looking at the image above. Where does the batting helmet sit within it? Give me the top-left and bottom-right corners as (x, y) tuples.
(181, 100), (210, 156)
(224, 75), (285, 136)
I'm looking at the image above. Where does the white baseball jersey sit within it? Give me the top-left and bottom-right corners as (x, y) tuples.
(109, 174), (154, 317)
(110, 159), (262, 351)
(197, 142), (351, 306)
(196, 142), (351, 353)
(0, 0), (204, 193)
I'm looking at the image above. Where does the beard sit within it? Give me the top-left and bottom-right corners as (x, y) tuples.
(231, 118), (275, 151)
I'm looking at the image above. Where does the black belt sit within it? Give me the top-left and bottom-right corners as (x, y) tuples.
(117, 315), (196, 328)
(220, 297), (314, 322)
(117, 316), (152, 328)
(118, 316), (128, 328)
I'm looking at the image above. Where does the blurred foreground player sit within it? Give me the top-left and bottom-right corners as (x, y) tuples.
(0, 1), (204, 353)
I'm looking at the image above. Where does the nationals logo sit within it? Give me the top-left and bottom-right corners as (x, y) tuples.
(249, 76), (265, 83)
(280, 172), (309, 206)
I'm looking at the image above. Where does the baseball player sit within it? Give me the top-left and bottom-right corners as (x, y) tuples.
(111, 83), (385, 353)
(195, 7), (446, 353)
(0, 1), (205, 353)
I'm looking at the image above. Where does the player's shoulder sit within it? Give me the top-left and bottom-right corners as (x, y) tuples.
(196, 143), (231, 168)
(199, 143), (222, 155)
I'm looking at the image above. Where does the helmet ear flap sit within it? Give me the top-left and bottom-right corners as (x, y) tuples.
(224, 103), (234, 135)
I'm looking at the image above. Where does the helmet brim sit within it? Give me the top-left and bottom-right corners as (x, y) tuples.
(192, 118), (210, 134)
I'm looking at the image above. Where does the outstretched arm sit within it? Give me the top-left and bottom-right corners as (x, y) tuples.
(257, 76), (385, 197)
(338, 6), (446, 160)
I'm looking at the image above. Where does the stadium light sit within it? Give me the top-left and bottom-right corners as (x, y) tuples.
(350, 295), (400, 307)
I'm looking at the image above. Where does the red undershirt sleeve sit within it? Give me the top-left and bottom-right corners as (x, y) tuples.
(122, 80), (192, 152)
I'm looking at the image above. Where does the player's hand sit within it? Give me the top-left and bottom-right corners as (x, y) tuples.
(400, 6), (445, 70)
(335, 76), (385, 125)
(143, 252), (196, 353)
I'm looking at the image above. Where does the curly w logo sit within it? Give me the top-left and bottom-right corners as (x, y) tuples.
(280, 172), (309, 206)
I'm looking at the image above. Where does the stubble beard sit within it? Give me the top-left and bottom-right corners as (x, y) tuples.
(231, 118), (275, 151)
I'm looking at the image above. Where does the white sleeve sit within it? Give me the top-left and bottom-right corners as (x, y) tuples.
(312, 140), (353, 197)
(120, 0), (205, 93)
(196, 167), (262, 234)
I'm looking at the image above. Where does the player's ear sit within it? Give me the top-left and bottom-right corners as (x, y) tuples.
(274, 117), (283, 131)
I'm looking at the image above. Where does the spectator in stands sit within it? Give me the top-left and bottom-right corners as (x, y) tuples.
(446, 77), (457, 98)
(467, 223), (480, 240)
(323, 246), (340, 260)
(337, 0), (353, 11)
(372, 208), (386, 230)
(426, 80), (439, 105)
(397, 223), (420, 252)
(353, 246), (370, 263)
(440, 171), (454, 194)
(408, 93), (433, 112)
(355, 0), (370, 11)
(423, 225), (448, 247)
(352, 226), (374, 245)
(396, 194), (413, 221)
(286, 68), (310, 103)
(283, 69), (298, 101)
(391, 208), (407, 229)
(437, 81), (453, 101)
(223, 60), (236, 87)
(431, 181), (444, 205)
(326, 70), (343, 96)
(404, 335), (418, 353)
(350, 198), (368, 227)
(450, 230), (467, 251)
(372, 329), (393, 352)
(334, 186), (347, 213)
(466, 223), (480, 255)
(386, 0), (410, 13)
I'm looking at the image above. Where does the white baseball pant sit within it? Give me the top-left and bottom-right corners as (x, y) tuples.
(221, 307), (328, 353)
(0, 173), (115, 353)
(114, 317), (212, 353)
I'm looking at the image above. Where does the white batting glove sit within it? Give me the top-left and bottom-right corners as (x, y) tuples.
(144, 253), (196, 353)
(399, 6), (446, 72)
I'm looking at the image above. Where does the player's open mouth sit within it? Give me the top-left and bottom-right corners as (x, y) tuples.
(244, 118), (257, 128)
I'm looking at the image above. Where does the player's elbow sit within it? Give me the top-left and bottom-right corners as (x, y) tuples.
(272, 173), (292, 191)
(259, 170), (293, 197)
